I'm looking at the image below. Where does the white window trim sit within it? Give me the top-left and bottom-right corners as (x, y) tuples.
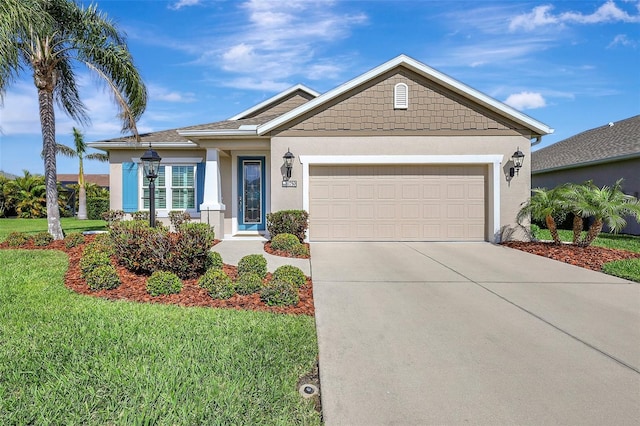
(138, 163), (198, 217)
(394, 82), (408, 109)
(299, 155), (504, 243)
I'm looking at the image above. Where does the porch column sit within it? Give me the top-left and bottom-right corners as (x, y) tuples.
(200, 148), (226, 236)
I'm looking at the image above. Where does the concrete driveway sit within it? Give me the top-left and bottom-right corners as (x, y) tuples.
(311, 242), (640, 425)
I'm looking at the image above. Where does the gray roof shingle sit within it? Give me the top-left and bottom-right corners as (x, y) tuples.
(532, 115), (640, 173)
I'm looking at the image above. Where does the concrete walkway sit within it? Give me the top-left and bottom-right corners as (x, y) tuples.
(311, 242), (640, 425)
(213, 239), (310, 275)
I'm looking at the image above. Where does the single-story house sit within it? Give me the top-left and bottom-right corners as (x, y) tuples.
(57, 174), (110, 190)
(532, 115), (640, 235)
(89, 55), (553, 242)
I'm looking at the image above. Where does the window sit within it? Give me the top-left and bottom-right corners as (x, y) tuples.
(394, 82), (408, 109)
(141, 165), (195, 211)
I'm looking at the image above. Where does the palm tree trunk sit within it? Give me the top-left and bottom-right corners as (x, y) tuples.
(582, 218), (603, 247)
(77, 156), (87, 220)
(546, 215), (560, 244)
(572, 214), (583, 245)
(38, 86), (64, 240)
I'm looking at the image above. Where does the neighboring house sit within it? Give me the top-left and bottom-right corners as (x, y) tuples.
(89, 55), (552, 242)
(57, 174), (110, 190)
(532, 115), (640, 235)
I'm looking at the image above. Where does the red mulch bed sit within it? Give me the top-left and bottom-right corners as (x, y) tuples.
(263, 241), (311, 259)
(0, 236), (314, 316)
(502, 241), (640, 271)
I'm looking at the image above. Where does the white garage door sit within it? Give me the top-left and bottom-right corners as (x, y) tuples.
(309, 164), (487, 241)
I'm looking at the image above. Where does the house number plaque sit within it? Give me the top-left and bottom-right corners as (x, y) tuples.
(282, 180), (297, 188)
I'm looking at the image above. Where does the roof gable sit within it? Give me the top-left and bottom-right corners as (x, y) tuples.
(259, 55), (553, 136)
(532, 115), (640, 173)
(228, 84), (319, 120)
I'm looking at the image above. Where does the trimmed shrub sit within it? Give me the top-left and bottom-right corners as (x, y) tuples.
(92, 234), (115, 256)
(87, 197), (109, 220)
(102, 209), (125, 225)
(85, 264), (121, 291)
(206, 251), (224, 271)
(238, 254), (267, 279)
(272, 265), (306, 288)
(235, 272), (263, 295)
(270, 233), (300, 252)
(170, 223), (216, 278)
(131, 211), (150, 221)
(5, 232), (30, 247)
(260, 279), (299, 307)
(169, 211), (191, 230)
(199, 269), (235, 299)
(146, 271), (183, 296)
(80, 247), (112, 279)
(109, 220), (170, 275)
(291, 244), (310, 257)
(32, 232), (53, 247)
(266, 210), (309, 242)
(64, 232), (85, 248)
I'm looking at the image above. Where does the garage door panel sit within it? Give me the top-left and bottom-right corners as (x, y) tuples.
(309, 165), (486, 241)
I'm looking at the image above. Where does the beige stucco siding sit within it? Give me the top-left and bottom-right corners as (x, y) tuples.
(273, 69), (528, 135)
(271, 135), (531, 241)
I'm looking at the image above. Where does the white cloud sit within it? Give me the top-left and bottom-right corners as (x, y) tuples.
(608, 33), (637, 47)
(510, 1), (640, 32)
(148, 84), (197, 103)
(169, 0), (201, 11)
(503, 92), (547, 110)
(219, 77), (291, 92)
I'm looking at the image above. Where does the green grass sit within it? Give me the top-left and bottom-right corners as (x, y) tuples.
(0, 250), (320, 425)
(0, 218), (107, 242)
(602, 259), (640, 282)
(535, 229), (640, 253)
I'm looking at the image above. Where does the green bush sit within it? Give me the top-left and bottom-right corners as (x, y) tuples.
(85, 264), (121, 291)
(169, 211), (191, 230)
(266, 210), (309, 242)
(235, 272), (263, 295)
(131, 211), (150, 221)
(260, 279), (299, 307)
(272, 265), (306, 288)
(91, 234), (115, 256)
(206, 251), (224, 271)
(199, 269), (235, 299)
(238, 254), (267, 279)
(64, 232), (85, 248)
(291, 244), (309, 257)
(5, 232), (30, 247)
(146, 271), (183, 296)
(32, 232), (53, 247)
(171, 223), (216, 278)
(87, 197), (109, 220)
(270, 233), (300, 251)
(102, 209), (124, 225)
(80, 247), (112, 278)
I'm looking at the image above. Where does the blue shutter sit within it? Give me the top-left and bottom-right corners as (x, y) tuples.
(196, 162), (205, 212)
(122, 162), (138, 212)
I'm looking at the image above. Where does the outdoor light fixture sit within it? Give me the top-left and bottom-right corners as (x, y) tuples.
(510, 147), (525, 178)
(283, 148), (295, 180)
(141, 145), (162, 227)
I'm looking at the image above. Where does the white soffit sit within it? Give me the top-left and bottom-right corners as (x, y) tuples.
(228, 84), (320, 121)
(258, 54), (554, 136)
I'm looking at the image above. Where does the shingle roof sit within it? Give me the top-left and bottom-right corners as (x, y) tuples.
(57, 174), (110, 187)
(532, 115), (640, 173)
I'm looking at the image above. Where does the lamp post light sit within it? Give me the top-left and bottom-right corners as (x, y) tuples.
(141, 146), (162, 227)
(283, 148), (295, 180)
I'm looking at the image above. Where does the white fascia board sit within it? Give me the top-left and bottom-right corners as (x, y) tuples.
(227, 84), (321, 121)
(178, 129), (259, 137)
(87, 141), (198, 150)
(258, 54), (553, 136)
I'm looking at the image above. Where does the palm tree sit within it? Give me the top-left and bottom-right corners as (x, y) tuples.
(517, 186), (568, 244)
(575, 179), (640, 246)
(0, 0), (146, 239)
(562, 183), (589, 245)
(5, 170), (47, 218)
(55, 127), (108, 219)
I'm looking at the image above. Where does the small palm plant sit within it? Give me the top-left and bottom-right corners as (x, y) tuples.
(517, 186), (568, 244)
(575, 179), (640, 246)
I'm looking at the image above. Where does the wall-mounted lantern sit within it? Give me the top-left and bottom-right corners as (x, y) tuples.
(283, 148), (295, 180)
(510, 148), (525, 178)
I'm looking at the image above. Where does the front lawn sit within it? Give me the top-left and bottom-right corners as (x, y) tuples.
(534, 229), (640, 282)
(0, 250), (320, 425)
(0, 217), (107, 241)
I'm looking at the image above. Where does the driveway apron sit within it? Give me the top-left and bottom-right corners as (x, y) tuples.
(311, 242), (640, 426)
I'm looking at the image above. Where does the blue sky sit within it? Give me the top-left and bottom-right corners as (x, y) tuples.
(1, 0), (638, 176)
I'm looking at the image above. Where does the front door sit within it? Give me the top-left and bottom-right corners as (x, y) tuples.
(238, 157), (266, 231)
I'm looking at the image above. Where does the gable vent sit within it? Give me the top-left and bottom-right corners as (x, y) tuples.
(394, 83), (408, 109)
